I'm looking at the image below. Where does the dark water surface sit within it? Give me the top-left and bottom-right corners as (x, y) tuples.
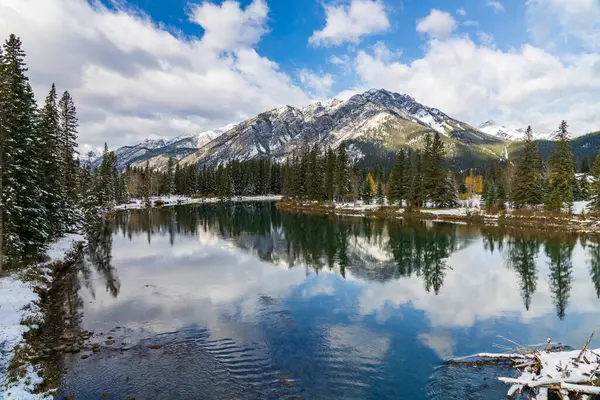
(50, 202), (600, 399)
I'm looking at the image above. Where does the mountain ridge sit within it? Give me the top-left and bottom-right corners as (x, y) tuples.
(93, 89), (596, 170)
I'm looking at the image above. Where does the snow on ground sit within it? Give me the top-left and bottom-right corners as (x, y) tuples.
(422, 208), (469, 216)
(334, 201), (385, 212)
(0, 233), (85, 400)
(573, 200), (591, 215)
(45, 234), (85, 264)
(115, 195), (283, 210)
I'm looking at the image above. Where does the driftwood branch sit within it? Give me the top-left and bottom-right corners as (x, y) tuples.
(576, 328), (597, 363)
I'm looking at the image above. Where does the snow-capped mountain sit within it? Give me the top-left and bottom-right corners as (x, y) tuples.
(477, 120), (527, 141)
(180, 89), (501, 167)
(92, 124), (235, 170)
(95, 89), (532, 170)
(165, 123), (237, 150)
(477, 120), (561, 141)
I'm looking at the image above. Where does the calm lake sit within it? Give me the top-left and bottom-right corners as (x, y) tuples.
(45, 202), (600, 399)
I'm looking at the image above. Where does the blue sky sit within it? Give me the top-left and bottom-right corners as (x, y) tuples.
(101, 0), (530, 96)
(0, 0), (599, 150)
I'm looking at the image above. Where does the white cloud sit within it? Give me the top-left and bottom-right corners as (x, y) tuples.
(354, 35), (600, 135)
(309, 0), (390, 47)
(456, 8), (467, 16)
(189, 0), (269, 51)
(526, 0), (600, 52)
(463, 20), (480, 27)
(487, 1), (506, 13)
(0, 0), (309, 149)
(298, 69), (335, 98)
(477, 31), (495, 47)
(416, 9), (457, 39)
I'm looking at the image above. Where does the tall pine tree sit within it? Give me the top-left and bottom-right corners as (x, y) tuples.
(58, 90), (79, 229)
(511, 126), (543, 209)
(546, 121), (576, 212)
(1, 35), (48, 264)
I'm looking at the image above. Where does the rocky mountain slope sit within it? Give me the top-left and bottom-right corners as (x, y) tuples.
(180, 89), (503, 168)
(94, 88), (596, 170)
(91, 125), (233, 170)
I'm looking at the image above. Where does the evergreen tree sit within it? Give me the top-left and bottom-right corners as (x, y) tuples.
(307, 146), (323, 200)
(58, 90), (79, 228)
(581, 156), (590, 174)
(336, 144), (349, 201)
(591, 150), (600, 212)
(388, 150), (407, 206)
(423, 133), (446, 207)
(409, 153), (424, 208)
(546, 121), (576, 213)
(376, 180), (385, 205)
(324, 148), (336, 202)
(1, 34), (48, 263)
(574, 174), (590, 202)
(166, 157), (175, 195)
(39, 84), (66, 236)
(97, 143), (116, 205)
(511, 126), (543, 209)
(362, 176), (372, 204)
(440, 173), (459, 207)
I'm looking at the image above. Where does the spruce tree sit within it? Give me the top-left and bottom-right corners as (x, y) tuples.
(409, 153), (424, 208)
(581, 156), (590, 174)
(324, 148), (336, 202)
(58, 90), (79, 228)
(388, 150), (407, 206)
(546, 121), (576, 213)
(376, 180), (385, 205)
(511, 126), (543, 209)
(422, 133), (446, 207)
(441, 173), (459, 207)
(166, 157), (175, 195)
(336, 144), (349, 202)
(1, 35), (48, 261)
(590, 150), (600, 212)
(362, 176), (372, 204)
(39, 83), (67, 236)
(97, 143), (117, 205)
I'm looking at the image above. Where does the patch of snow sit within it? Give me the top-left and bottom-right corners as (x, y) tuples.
(0, 276), (51, 400)
(115, 195), (284, 210)
(422, 208), (469, 216)
(419, 113), (447, 135)
(573, 200), (591, 215)
(45, 234), (85, 264)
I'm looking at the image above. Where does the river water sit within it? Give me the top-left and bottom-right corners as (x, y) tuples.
(34, 202), (600, 399)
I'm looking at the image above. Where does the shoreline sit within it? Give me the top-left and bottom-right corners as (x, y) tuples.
(0, 234), (86, 399)
(274, 200), (600, 234)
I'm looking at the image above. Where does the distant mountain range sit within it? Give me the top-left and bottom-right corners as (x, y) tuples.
(92, 89), (599, 170)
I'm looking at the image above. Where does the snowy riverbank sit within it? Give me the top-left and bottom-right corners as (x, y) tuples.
(114, 195), (283, 210)
(275, 199), (600, 233)
(0, 234), (84, 400)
